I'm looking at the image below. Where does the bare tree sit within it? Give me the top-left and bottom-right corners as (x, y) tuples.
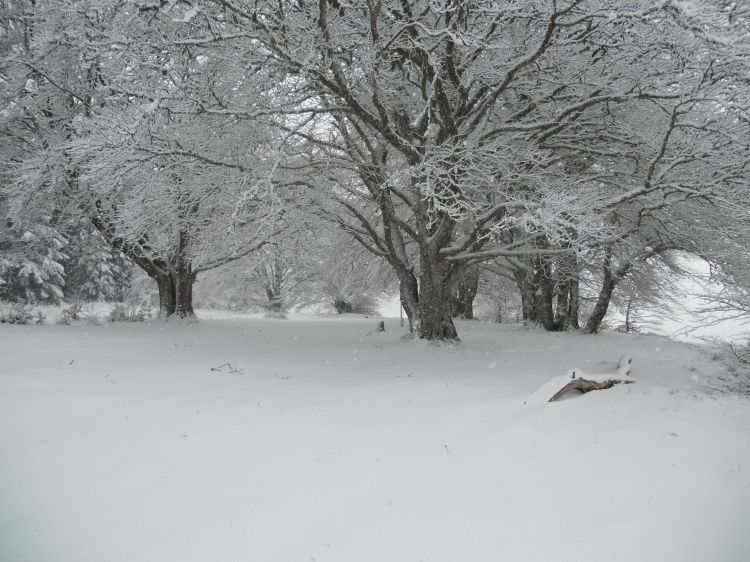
(183, 0), (749, 338)
(3, 0), (286, 317)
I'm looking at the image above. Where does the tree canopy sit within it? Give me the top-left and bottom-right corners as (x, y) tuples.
(1, 0), (748, 338)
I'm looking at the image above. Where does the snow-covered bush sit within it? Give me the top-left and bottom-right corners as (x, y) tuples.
(0, 303), (45, 325)
(108, 303), (151, 323)
(57, 303), (87, 325)
(332, 295), (378, 316)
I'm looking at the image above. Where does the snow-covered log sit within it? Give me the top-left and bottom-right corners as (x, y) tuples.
(526, 355), (636, 404)
(548, 369), (636, 402)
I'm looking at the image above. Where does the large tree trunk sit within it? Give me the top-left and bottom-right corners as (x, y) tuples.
(153, 267), (196, 319)
(92, 212), (197, 319)
(172, 266), (196, 318)
(169, 229), (197, 319)
(398, 270), (420, 333)
(418, 251), (458, 341)
(536, 271), (558, 331)
(154, 272), (176, 317)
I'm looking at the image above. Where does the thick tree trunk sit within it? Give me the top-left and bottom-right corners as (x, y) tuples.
(91, 212), (198, 319)
(169, 229), (196, 319)
(154, 272), (176, 317)
(398, 270), (420, 333)
(537, 275), (558, 331)
(418, 252), (458, 341)
(535, 256), (561, 331)
(513, 267), (537, 323)
(172, 267), (195, 318)
(153, 266), (195, 319)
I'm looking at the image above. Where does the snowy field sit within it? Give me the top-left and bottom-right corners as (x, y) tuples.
(1, 315), (749, 562)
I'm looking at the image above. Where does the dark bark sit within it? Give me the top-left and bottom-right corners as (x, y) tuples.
(91, 208), (198, 319)
(512, 252), (579, 331)
(568, 277), (580, 329)
(585, 273), (616, 333)
(555, 281), (569, 328)
(553, 251), (579, 330)
(585, 253), (631, 334)
(418, 249), (458, 341)
(154, 272), (176, 317)
(152, 267), (195, 319)
(358, 152), (421, 334)
(513, 266), (538, 323)
(536, 259), (559, 331)
(526, 255), (562, 331)
(398, 270), (420, 333)
(166, 228), (197, 319)
(172, 266), (195, 318)
(333, 299), (353, 314)
(521, 281), (537, 322)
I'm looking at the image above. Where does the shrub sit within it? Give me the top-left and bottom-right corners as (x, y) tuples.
(0, 303), (45, 325)
(108, 303), (151, 323)
(58, 303), (87, 325)
(332, 294), (378, 315)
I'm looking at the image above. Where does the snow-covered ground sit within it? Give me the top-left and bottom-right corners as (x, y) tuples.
(1, 316), (749, 562)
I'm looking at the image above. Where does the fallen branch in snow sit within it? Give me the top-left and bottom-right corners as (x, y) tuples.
(549, 355), (635, 402)
(525, 355), (636, 404)
(548, 369), (636, 402)
(210, 362), (245, 375)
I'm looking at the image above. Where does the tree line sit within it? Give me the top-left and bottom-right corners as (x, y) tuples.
(1, 0), (748, 340)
